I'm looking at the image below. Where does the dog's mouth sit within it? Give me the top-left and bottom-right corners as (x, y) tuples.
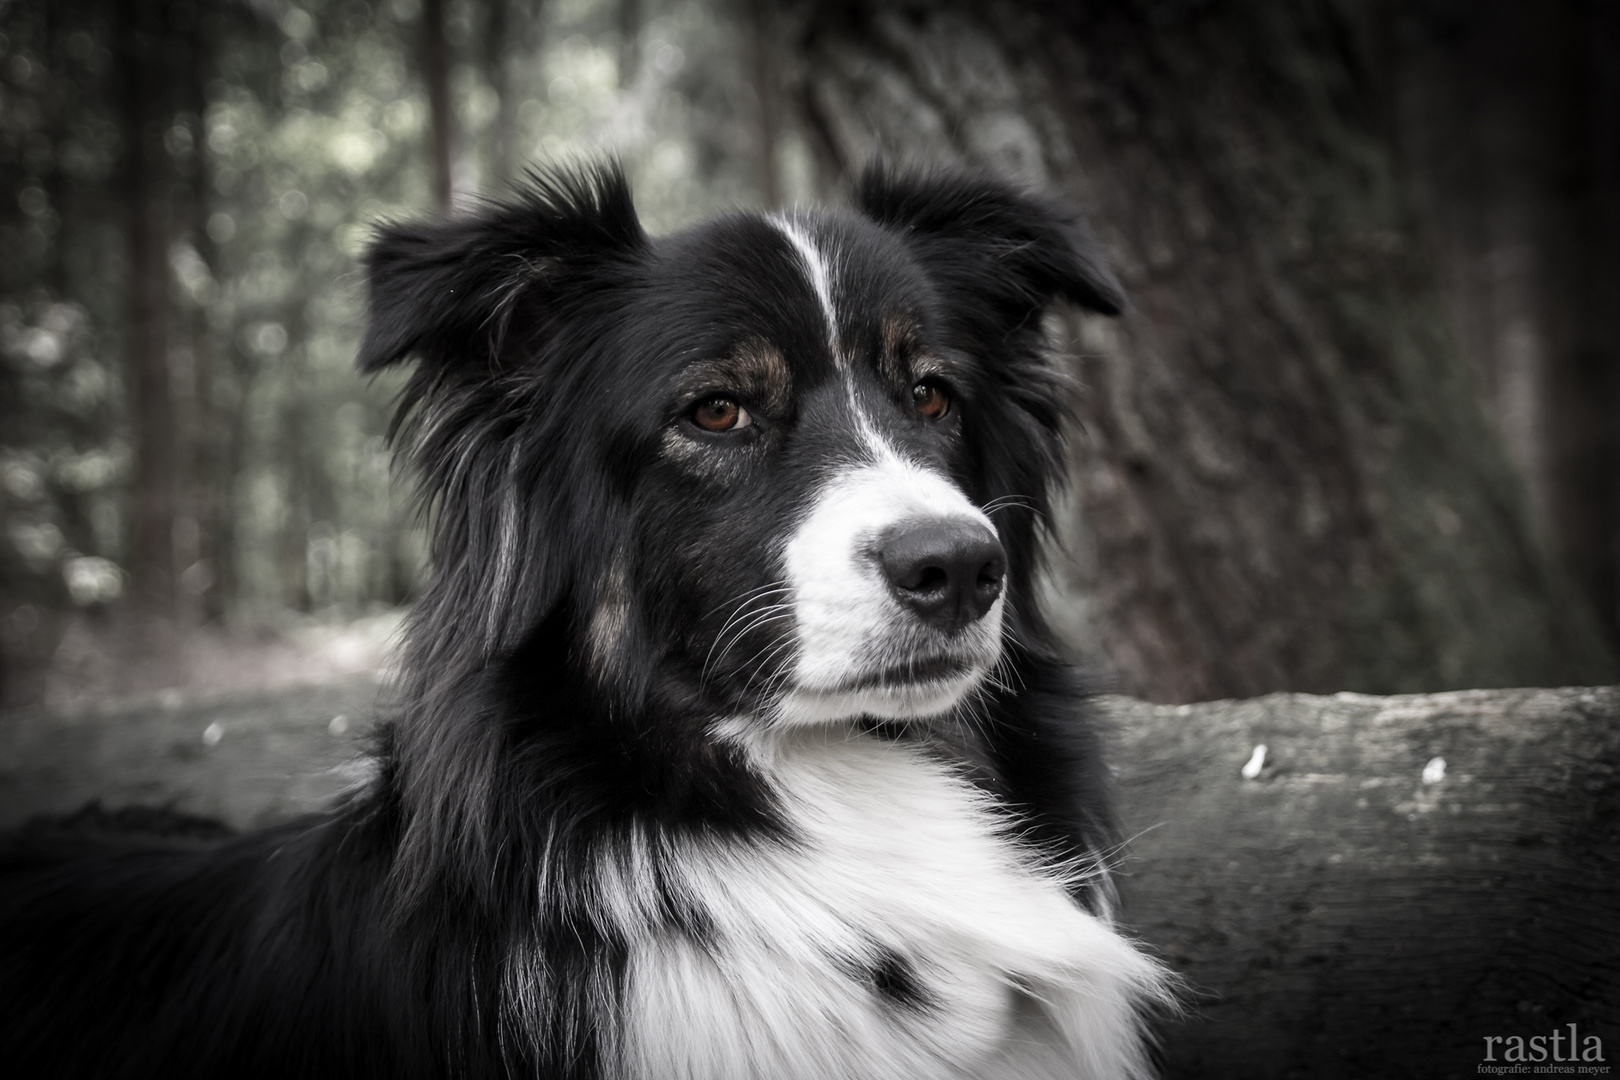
(771, 649), (992, 725)
(835, 654), (975, 692)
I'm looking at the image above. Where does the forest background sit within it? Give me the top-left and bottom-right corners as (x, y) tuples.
(1, 0), (1617, 711)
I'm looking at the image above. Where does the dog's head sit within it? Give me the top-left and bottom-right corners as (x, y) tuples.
(361, 162), (1122, 731)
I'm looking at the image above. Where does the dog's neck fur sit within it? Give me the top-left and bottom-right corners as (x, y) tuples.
(519, 722), (1167, 1080)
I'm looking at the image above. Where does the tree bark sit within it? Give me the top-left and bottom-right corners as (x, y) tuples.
(790, 0), (1619, 702)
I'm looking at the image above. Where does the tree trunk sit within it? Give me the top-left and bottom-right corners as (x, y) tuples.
(479, 0), (533, 192)
(1401, 1), (1620, 659)
(178, 2), (221, 627)
(790, 0), (1619, 702)
(273, 274), (326, 614)
(747, 0), (782, 209)
(618, 0), (641, 87)
(39, 0), (69, 297)
(116, 0), (177, 621)
(422, 0), (454, 212)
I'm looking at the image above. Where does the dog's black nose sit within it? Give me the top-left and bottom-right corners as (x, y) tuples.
(878, 519), (1005, 633)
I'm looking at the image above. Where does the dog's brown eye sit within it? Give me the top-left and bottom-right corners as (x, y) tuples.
(912, 382), (950, 420)
(693, 396), (751, 432)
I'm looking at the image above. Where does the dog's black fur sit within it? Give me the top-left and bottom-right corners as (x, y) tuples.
(0, 162), (1152, 1078)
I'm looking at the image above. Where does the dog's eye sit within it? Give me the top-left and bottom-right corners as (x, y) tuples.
(912, 382), (950, 420)
(692, 396), (752, 432)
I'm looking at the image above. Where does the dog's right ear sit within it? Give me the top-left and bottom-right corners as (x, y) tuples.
(855, 163), (1126, 328)
(357, 161), (647, 375)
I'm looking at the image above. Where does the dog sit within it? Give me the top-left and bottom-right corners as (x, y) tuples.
(0, 161), (1172, 1078)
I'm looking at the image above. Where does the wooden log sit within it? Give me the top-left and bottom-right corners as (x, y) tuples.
(1112, 686), (1620, 1077)
(2, 682), (1615, 1075)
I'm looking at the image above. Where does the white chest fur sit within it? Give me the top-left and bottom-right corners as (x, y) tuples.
(613, 727), (1169, 1080)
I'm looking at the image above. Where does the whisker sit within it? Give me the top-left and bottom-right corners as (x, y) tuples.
(711, 602), (793, 662)
(700, 582), (792, 686)
(747, 636), (801, 696)
(719, 581), (790, 616)
(980, 494), (1041, 519)
(749, 632), (810, 708)
(703, 581), (792, 621)
(703, 606), (794, 685)
(952, 683), (994, 746)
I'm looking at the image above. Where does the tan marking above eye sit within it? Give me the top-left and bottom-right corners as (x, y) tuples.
(912, 382), (950, 420)
(675, 340), (792, 418)
(693, 396), (753, 432)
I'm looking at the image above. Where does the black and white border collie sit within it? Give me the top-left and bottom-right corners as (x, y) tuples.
(0, 162), (1172, 1078)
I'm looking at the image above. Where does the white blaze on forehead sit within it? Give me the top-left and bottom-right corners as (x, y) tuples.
(772, 214), (840, 357)
(841, 370), (896, 465)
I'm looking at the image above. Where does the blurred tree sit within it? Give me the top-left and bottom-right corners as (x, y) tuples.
(477, 0), (535, 190)
(790, 0), (1618, 701)
(1402, 0), (1620, 658)
(422, 0), (452, 209)
(2, 0), (133, 703)
(618, 0), (641, 87)
(746, 0), (780, 208)
(116, 0), (178, 624)
(178, 1), (225, 625)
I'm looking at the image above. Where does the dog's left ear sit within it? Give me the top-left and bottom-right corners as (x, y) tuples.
(357, 162), (646, 376)
(855, 164), (1125, 328)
